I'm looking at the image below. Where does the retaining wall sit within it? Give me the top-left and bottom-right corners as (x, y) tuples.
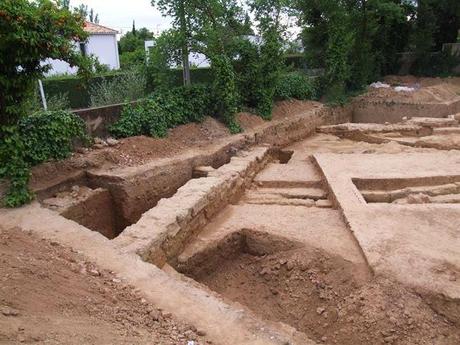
(73, 102), (133, 138)
(113, 146), (272, 266)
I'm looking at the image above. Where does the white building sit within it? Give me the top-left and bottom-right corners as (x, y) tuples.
(46, 22), (120, 75)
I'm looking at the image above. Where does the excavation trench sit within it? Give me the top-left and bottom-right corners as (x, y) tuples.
(38, 147), (239, 239)
(38, 146), (294, 240)
(172, 228), (460, 345)
(175, 230), (368, 344)
(353, 175), (460, 204)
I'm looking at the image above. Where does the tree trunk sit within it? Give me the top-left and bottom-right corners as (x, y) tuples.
(179, 0), (191, 86)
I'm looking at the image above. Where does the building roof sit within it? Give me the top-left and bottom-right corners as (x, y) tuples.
(84, 21), (118, 35)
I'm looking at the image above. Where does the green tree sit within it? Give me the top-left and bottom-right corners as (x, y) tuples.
(118, 27), (155, 69)
(151, 0), (193, 85)
(249, 0), (289, 119)
(119, 27), (155, 53)
(190, 0), (245, 131)
(1, 0), (91, 207)
(75, 4), (99, 24)
(0, 0), (89, 125)
(146, 30), (183, 88)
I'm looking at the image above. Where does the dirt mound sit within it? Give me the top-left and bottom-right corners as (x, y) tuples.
(0, 227), (210, 345)
(112, 117), (231, 166)
(384, 75), (460, 88)
(237, 112), (267, 130)
(356, 77), (460, 104)
(185, 247), (459, 345)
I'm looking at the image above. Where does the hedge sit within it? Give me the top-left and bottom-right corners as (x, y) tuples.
(43, 68), (214, 109)
(43, 72), (122, 109)
(285, 54), (307, 71)
(42, 57), (304, 110)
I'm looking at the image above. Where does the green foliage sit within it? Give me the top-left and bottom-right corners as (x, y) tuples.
(210, 55), (241, 132)
(19, 110), (88, 164)
(0, 126), (31, 207)
(412, 50), (460, 77)
(120, 49), (147, 70)
(249, 0), (289, 120)
(0, 0), (90, 125)
(146, 30), (183, 89)
(0, 111), (88, 207)
(119, 28), (155, 54)
(118, 27), (154, 69)
(89, 69), (147, 107)
(110, 85), (214, 138)
(22, 89), (71, 115)
(43, 72), (123, 109)
(274, 72), (316, 101)
(232, 38), (261, 108)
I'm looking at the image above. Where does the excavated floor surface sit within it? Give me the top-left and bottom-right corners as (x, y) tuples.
(173, 128), (460, 344)
(2, 96), (460, 344)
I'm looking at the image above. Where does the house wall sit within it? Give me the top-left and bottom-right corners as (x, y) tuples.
(86, 34), (120, 70)
(45, 34), (119, 75)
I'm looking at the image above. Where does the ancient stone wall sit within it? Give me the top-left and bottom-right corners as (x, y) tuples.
(114, 146), (272, 266)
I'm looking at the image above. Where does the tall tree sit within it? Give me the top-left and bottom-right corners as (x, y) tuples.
(249, 0), (290, 118)
(189, 0), (245, 131)
(76, 4), (100, 24)
(151, 0), (192, 85)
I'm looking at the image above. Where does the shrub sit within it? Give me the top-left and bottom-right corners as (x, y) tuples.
(275, 72), (317, 101)
(22, 91), (71, 115)
(19, 110), (88, 164)
(89, 69), (147, 107)
(0, 110), (89, 207)
(110, 84), (214, 138)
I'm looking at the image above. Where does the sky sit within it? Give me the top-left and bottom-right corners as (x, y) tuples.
(70, 0), (300, 40)
(70, 0), (172, 36)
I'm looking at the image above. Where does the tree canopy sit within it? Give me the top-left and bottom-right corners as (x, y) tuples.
(0, 0), (90, 125)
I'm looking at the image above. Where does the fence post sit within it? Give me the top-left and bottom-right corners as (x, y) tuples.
(38, 79), (48, 111)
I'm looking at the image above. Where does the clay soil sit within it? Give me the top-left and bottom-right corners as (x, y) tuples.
(189, 247), (460, 345)
(0, 227), (210, 345)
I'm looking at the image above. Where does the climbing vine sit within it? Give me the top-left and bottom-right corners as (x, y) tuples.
(0, 111), (89, 207)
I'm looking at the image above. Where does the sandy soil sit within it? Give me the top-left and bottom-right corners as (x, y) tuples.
(190, 247), (459, 345)
(0, 227), (210, 345)
(3, 77), (460, 344)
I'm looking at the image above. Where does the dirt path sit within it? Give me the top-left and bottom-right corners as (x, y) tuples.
(0, 227), (210, 345)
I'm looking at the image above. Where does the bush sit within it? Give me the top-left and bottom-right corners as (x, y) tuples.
(275, 72), (317, 101)
(43, 72), (124, 109)
(110, 84), (214, 138)
(19, 110), (88, 164)
(411, 50), (460, 77)
(89, 69), (147, 107)
(0, 110), (89, 207)
(22, 91), (71, 115)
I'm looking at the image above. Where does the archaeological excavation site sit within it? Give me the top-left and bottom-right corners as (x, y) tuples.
(0, 76), (459, 345)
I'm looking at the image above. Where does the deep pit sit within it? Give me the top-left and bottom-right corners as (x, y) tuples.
(175, 230), (459, 345)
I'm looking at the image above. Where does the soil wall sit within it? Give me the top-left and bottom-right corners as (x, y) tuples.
(353, 99), (460, 124)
